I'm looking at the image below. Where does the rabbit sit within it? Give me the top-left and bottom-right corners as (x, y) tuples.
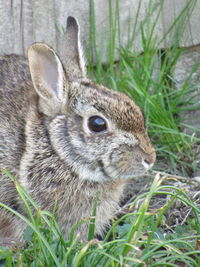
(0, 16), (156, 244)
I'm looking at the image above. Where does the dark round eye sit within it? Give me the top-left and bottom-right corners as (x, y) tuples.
(88, 116), (107, 133)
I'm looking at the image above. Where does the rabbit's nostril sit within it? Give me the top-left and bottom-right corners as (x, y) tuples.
(144, 158), (151, 165)
(144, 151), (156, 165)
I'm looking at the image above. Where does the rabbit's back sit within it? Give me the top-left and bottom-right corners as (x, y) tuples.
(0, 55), (35, 172)
(0, 56), (35, 237)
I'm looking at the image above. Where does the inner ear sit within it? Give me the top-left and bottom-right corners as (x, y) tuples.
(28, 43), (64, 102)
(37, 50), (63, 100)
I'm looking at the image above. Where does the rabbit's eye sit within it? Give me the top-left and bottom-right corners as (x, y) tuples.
(88, 116), (107, 133)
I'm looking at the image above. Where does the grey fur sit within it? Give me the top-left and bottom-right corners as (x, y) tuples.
(0, 17), (156, 243)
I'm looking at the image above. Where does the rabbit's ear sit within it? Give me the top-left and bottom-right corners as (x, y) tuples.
(60, 16), (86, 80)
(28, 43), (65, 116)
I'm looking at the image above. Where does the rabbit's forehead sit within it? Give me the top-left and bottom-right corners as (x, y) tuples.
(74, 81), (145, 133)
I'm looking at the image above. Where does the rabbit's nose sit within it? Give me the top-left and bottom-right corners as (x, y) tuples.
(143, 152), (156, 168)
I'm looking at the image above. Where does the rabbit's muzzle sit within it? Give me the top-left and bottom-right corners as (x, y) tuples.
(104, 144), (156, 179)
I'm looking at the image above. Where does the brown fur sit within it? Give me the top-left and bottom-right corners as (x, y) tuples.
(0, 17), (155, 243)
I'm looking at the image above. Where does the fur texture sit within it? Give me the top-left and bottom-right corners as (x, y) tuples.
(0, 17), (156, 243)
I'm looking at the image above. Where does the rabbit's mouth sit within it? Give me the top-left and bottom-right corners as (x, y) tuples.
(101, 160), (150, 180)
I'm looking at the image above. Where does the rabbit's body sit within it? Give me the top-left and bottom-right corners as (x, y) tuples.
(0, 55), (127, 241)
(0, 17), (155, 243)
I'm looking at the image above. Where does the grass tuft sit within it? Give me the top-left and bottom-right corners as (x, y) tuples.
(0, 172), (200, 266)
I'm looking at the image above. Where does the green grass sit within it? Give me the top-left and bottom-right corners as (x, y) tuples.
(0, 173), (200, 266)
(1, 0), (200, 266)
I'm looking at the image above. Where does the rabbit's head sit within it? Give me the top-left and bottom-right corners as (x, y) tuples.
(27, 17), (156, 182)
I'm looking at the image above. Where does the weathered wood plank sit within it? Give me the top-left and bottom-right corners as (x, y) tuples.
(0, 0), (199, 57)
(0, 0), (89, 56)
